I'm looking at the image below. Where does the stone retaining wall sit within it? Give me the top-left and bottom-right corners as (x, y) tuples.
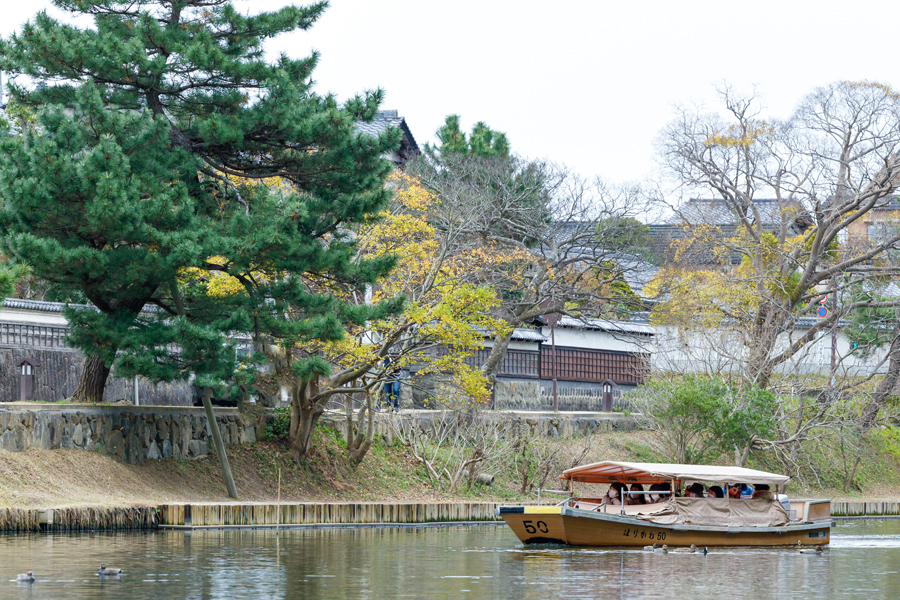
(0, 404), (640, 465)
(0, 403), (267, 464)
(494, 381), (634, 412)
(539, 382), (634, 412)
(318, 409), (640, 444)
(493, 380), (543, 410)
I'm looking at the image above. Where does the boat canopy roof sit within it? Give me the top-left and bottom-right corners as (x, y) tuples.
(560, 461), (790, 486)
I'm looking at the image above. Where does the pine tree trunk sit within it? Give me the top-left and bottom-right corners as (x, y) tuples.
(345, 392), (360, 455)
(289, 391), (324, 461)
(348, 392), (375, 465)
(70, 354), (111, 404)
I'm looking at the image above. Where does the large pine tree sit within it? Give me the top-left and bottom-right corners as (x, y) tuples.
(0, 1), (401, 406)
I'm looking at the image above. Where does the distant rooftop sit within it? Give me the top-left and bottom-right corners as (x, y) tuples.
(356, 110), (419, 164)
(2, 298), (93, 313)
(665, 198), (810, 229)
(648, 198), (812, 265)
(544, 315), (655, 337)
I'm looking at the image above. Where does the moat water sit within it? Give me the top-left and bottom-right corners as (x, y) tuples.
(2, 519), (899, 599)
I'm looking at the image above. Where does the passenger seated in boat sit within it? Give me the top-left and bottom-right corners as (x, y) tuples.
(628, 483), (646, 505)
(728, 483), (754, 498)
(752, 484), (774, 500)
(615, 482), (630, 504)
(707, 485), (725, 498)
(685, 482), (705, 498)
(601, 482), (625, 506)
(648, 482), (670, 503)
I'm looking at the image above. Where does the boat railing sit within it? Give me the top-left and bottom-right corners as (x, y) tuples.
(535, 488), (571, 505)
(562, 493), (674, 516)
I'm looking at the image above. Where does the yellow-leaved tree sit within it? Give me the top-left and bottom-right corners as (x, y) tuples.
(183, 171), (511, 462)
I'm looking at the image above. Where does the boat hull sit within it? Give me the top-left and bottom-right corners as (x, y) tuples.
(499, 506), (831, 547)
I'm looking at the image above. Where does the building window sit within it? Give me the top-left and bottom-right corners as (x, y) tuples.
(539, 347), (649, 384)
(466, 349), (540, 378)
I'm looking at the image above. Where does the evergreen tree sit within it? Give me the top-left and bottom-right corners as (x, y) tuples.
(431, 114), (509, 158)
(595, 216), (658, 264)
(0, 262), (28, 299)
(0, 1), (402, 410)
(419, 115), (548, 247)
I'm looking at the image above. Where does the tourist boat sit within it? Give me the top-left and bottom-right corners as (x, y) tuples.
(497, 461), (831, 547)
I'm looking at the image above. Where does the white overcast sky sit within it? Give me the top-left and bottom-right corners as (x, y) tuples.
(2, 0), (899, 184)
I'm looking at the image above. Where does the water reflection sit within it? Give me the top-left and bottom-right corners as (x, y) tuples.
(1, 521), (899, 599)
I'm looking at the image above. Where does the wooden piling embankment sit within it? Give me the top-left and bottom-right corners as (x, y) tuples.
(831, 501), (900, 517)
(158, 502), (505, 529)
(2, 500), (897, 532)
(0, 506), (157, 532)
(0, 503), (505, 532)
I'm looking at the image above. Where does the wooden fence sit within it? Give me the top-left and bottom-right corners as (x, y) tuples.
(158, 502), (504, 528)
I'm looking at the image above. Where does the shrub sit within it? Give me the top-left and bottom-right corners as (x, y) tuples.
(263, 407), (290, 441)
(630, 376), (777, 465)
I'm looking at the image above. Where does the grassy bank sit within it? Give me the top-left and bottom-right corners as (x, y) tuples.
(2, 425), (899, 509)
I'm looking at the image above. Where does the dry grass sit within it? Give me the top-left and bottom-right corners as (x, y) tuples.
(0, 428), (459, 509)
(2, 427), (899, 509)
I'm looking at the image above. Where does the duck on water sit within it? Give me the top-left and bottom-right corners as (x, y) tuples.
(98, 564), (124, 576)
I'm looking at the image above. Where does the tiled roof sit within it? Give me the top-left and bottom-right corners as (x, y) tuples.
(2, 298), (95, 312)
(666, 198), (809, 228)
(475, 326), (545, 343)
(356, 110), (419, 161)
(649, 198), (812, 265)
(355, 110), (402, 137)
(614, 253), (659, 297)
(630, 310), (851, 330)
(1, 297), (163, 313)
(555, 315), (655, 336)
(510, 328), (547, 342)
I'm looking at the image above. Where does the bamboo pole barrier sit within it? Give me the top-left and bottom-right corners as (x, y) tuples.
(276, 467), (281, 534)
